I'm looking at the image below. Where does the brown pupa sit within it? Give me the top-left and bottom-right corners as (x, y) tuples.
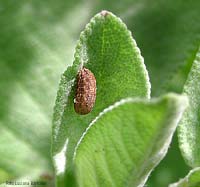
(74, 67), (96, 115)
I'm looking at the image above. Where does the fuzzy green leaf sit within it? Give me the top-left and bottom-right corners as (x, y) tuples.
(52, 11), (150, 184)
(1, 1), (199, 186)
(130, 1), (200, 96)
(0, 0), (96, 183)
(74, 94), (187, 187)
(178, 45), (200, 167)
(169, 168), (200, 187)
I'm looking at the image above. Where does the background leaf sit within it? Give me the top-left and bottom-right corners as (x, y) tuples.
(122, 0), (200, 96)
(169, 168), (200, 187)
(0, 0), (199, 186)
(0, 0), (95, 184)
(74, 94), (187, 187)
(178, 45), (200, 167)
(0, 0), (93, 184)
(52, 11), (150, 185)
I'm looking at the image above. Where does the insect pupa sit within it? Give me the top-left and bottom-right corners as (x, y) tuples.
(74, 67), (96, 115)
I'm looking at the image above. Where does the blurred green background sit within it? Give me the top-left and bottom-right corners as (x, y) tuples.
(0, 0), (199, 186)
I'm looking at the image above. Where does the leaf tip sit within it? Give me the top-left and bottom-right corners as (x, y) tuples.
(162, 93), (189, 116)
(100, 10), (110, 17)
(169, 93), (188, 107)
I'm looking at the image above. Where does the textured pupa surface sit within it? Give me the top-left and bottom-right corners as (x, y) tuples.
(74, 67), (96, 115)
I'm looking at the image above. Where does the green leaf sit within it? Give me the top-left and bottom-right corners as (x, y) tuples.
(74, 94), (187, 187)
(0, 0), (92, 183)
(163, 45), (200, 94)
(119, 1), (200, 185)
(52, 11), (150, 184)
(1, 0), (199, 186)
(169, 168), (200, 187)
(178, 45), (200, 167)
(0, 123), (51, 183)
(127, 1), (200, 96)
